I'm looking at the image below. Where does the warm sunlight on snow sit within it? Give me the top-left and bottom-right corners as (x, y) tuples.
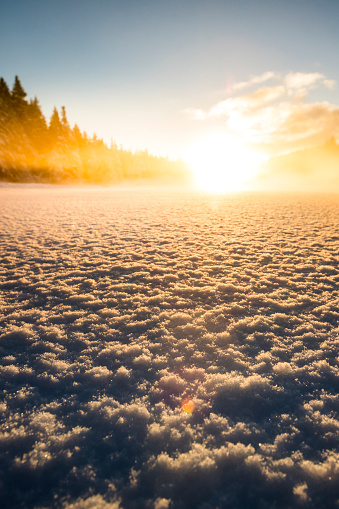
(185, 133), (265, 192)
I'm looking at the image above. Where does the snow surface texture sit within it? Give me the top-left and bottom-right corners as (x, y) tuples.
(0, 185), (339, 509)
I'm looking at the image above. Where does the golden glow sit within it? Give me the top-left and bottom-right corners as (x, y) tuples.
(185, 133), (265, 193)
(181, 397), (195, 414)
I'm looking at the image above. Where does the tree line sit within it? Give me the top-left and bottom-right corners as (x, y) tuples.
(0, 76), (190, 184)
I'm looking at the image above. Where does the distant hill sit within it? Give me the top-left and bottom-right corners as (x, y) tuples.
(257, 138), (339, 191)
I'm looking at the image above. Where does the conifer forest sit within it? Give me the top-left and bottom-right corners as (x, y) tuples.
(0, 76), (190, 184)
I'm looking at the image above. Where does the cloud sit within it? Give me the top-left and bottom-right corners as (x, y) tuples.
(233, 71), (279, 91)
(1, 186), (339, 508)
(187, 72), (339, 153)
(209, 85), (286, 118)
(324, 79), (336, 90)
(285, 71), (325, 91)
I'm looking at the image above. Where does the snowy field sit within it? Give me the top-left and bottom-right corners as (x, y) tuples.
(1, 184), (339, 509)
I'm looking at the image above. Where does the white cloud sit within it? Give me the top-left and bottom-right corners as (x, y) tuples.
(285, 72), (324, 91)
(324, 79), (336, 90)
(233, 71), (279, 91)
(187, 71), (338, 152)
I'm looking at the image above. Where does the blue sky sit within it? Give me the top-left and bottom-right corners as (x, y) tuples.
(1, 0), (339, 158)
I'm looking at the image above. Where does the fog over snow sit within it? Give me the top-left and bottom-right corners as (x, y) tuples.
(1, 185), (339, 509)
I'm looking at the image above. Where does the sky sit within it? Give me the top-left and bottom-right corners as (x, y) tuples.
(1, 0), (339, 159)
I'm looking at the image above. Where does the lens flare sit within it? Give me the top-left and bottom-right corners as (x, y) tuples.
(181, 397), (195, 414)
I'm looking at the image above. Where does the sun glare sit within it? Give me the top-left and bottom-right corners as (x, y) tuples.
(185, 133), (265, 192)
(181, 397), (195, 414)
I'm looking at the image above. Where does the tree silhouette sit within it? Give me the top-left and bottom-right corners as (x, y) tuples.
(11, 76), (27, 119)
(27, 97), (48, 152)
(0, 78), (11, 106)
(0, 78), (12, 132)
(49, 107), (62, 135)
(0, 75), (191, 184)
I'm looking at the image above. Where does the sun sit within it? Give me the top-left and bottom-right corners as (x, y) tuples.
(185, 133), (265, 192)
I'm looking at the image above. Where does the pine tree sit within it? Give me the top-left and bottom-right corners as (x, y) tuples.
(0, 78), (11, 106)
(60, 105), (73, 144)
(12, 75), (27, 99)
(0, 77), (29, 170)
(0, 78), (12, 167)
(72, 124), (85, 148)
(11, 76), (28, 119)
(61, 106), (69, 129)
(28, 97), (46, 125)
(0, 78), (14, 133)
(48, 107), (63, 147)
(27, 97), (48, 152)
(0, 78), (12, 129)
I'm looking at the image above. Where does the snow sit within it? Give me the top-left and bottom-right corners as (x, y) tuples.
(1, 185), (339, 508)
